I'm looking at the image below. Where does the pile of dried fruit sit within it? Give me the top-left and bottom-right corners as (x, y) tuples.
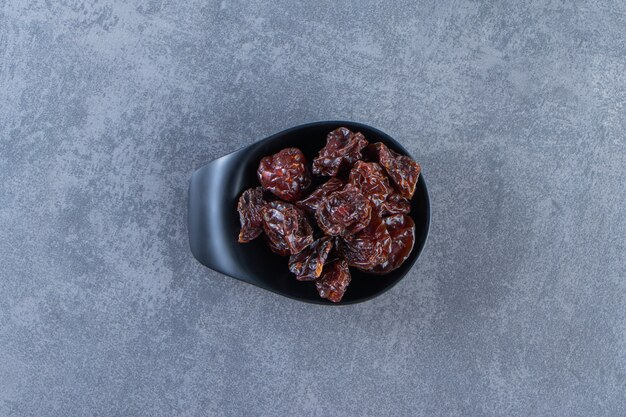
(237, 127), (421, 302)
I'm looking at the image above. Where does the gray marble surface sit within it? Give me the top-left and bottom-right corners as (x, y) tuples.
(1, 1), (625, 416)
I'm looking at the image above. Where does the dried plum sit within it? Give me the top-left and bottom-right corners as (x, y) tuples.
(236, 128), (422, 302)
(380, 192), (411, 216)
(368, 215), (415, 274)
(296, 178), (344, 213)
(366, 142), (421, 199)
(315, 184), (372, 236)
(312, 127), (368, 176)
(315, 260), (351, 303)
(237, 187), (266, 243)
(288, 237), (333, 281)
(258, 148), (311, 201)
(338, 211), (392, 271)
(262, 201), (313, 255)
(348, 161), (393, 208)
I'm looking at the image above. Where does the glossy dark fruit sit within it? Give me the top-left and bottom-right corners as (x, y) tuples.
(257, 148), (311, 201)
(237, 187), (266, 243)
(366, 142), (421, 199)
(229, 125), (425, 303)
(264, 233), (291, 256)
(288, 237), (333, 281)
(368, 215), (415, 274)
(338, 211), (392, 271)
(296, 178), (344, 213)
(315, 260), (351, 303)
(348, 161), (393, 208)
(312, 127), (368, 176)
(315, 183), (372, 236)
(380, 192), (411, 216)
(262, 201), (314, 255)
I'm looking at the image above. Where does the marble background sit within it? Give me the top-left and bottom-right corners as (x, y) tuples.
(1, 1), (624, 416)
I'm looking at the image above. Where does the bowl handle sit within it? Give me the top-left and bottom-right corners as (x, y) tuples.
(188, 156), (247, 280)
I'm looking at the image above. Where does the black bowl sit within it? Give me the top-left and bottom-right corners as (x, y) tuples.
(188, 121), (430, 304)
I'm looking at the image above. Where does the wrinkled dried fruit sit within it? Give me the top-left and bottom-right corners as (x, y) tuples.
(312, 127), (368, 176)
(258, 148), (311, 201)
(296, 178), (344, 213)
(368, 215), (415, 274)
(288, 237), (333, 281)
(237, 187), (266, 243)
(315, 184), (372, 236)
(338, 211), (392, 270)
(348, 161), (393, 208)
(380, 192), (411, 216)
(315, 260), (351, 302)
(236, 128), (422, 302)
(366, 142), (421, 199)
(262, 201), (313, 255)
(264, 234), (290, 256)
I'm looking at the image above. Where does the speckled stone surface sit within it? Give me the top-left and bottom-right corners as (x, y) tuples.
(1, 1), (625, 416)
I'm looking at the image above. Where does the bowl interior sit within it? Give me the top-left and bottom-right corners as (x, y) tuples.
(223, 121), (430, 304)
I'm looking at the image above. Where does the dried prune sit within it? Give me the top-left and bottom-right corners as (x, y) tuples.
(348, 161), (393, 208)
(315, 260), (351, 303)
(237, 187), (266, 243)
(257, 148), (311, 202)
(312, 127), (368, 176)
(296, 178), (344, 213)
(264, 234), (290, 256)
(366, 142), (421, 199)
(288, 237), (333, 281)
(338, 211), (392, 270)
(380, 192), (411, 216)
(368, 215), (415, 274)
(235, 129), (422, 302)
(315, 184), (372, 236)
(262, 201), (313, 255)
